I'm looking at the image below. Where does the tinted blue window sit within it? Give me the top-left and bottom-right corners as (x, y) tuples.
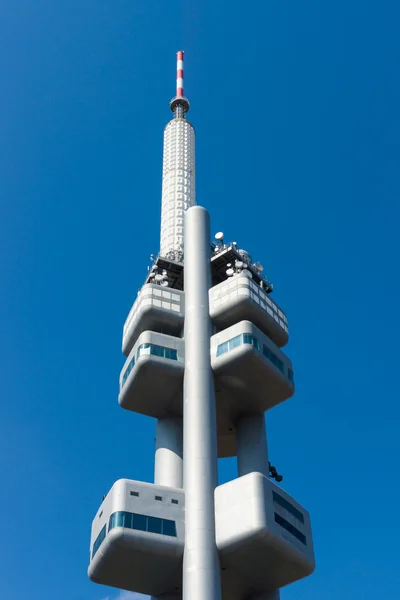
(263, 345), (284, 373)
(273, 492), (304, 523)
(217, 334), (260, 356)
(274, 513), (306, 545)
(123, 512), (133, 529)
(92, 524), (106, 559)
(115, 512), (124, 527)
(132, 513), (147, 531)
(229, 335), (241, 350)
(122, 357), (135, 386)
(242, 333), (260, 350)
(216, 341), (229, 356)
(147, 516), (162, 534)
(151, 345), (164, 357)
(137, 344), (178, 361)
(108, 511), (177, 537)
(162, 519), (177, 537)
(108, 513), (116, 531)
(165, 348), (178, 360)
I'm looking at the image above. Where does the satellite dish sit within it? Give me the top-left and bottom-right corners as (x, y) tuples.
(226, 268), (234, 277)
(155, 274), (163, 282)
(160, 280), (169, 287)
(215, 232), (224, 241)
(235, 260), (244, 269)
(253, 262), (264, 273)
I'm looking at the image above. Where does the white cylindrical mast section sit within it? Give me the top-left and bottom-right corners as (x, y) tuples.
(183, 206), (222, 600)
(154, 416), (183, 488)
(160, 51), (196, 260)
(160, 119), (196, 258)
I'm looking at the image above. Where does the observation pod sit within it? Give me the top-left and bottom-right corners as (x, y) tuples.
(215, 473), (315, 594)
(122, 284), (185, 356)
(119, 331), (184, 417)
(211, 321), (294, 417)
(88, 479), (185, 596)
(209, 275), (289, 348)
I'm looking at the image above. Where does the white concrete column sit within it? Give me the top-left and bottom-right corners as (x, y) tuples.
(154, 416), (183, 488)
(236, 414), (269, 478)
(183, 206), (222, 600)
(237, 418), (281, 600)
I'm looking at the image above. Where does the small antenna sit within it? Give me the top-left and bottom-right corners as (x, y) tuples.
(176, 50), (184, 98)
(170, 51), (189, 116)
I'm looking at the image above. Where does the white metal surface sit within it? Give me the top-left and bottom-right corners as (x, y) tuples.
(209, 275), (289, 347)
(122, 284), (185, 356)
(160, 118), (196, 258)
(215, 473), (315, 592)
(236, 414), (269, 478)
(155, 417), (184, 488)
(88, 479), (185, 595)
(183, 207), (222, 600)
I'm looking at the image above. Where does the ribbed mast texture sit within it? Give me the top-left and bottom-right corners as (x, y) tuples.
(159, 51), (196, 261)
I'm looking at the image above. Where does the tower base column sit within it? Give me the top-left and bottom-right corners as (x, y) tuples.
(183, 206), (222, 600)
(236, 413), (269, 478)
(154, 416), (183, 488)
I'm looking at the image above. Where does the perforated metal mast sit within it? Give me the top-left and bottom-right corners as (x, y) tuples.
(160, 51), (196, 261)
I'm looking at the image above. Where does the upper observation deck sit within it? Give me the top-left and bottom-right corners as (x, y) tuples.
(122, 284), (185, 356)
(88, 479), (184, 596)
(211, 320), (294, 417)
(210, 275), (289, 348)
(119, 317), (293, 457)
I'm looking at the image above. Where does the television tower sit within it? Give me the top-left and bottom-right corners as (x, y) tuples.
(88, 51), (315, 600)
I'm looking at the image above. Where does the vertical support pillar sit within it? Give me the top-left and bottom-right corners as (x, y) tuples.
(154, 416), (183, 488)
(183, 206), (222, 600)
(152, 417), (184, 600)
(236, 413), (269, 478)
(237, 417), (281, 600)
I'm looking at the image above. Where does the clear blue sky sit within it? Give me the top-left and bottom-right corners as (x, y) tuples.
(1, 1), (399, 599)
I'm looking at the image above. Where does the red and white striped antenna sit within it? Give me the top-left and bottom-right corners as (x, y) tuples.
(176, 50), (184, 98)
(170, 50), (189, 115)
